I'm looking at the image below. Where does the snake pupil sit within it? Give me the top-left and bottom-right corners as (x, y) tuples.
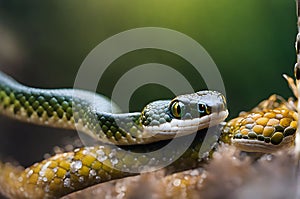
(170, 101), (182, 118)
(176, 104), (181, 115)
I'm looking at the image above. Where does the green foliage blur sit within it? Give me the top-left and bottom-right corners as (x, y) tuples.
(0, 0), (297, 165)
(0, 0), (297, 116)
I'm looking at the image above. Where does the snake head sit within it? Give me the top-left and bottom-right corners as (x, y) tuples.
(170, 90), (227, 120)
(140, 90), (228, 139)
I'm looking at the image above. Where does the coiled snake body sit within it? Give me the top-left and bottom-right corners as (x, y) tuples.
(0, 71), (228, 198)
(0, 71), (298, 198)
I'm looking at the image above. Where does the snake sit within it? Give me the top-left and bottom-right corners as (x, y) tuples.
(0, 71), (228, 198)
(0, 71), (298, 198)
(221, 93), (298, 153)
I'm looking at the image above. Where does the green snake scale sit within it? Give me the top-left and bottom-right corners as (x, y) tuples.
(0, 71), (297, 198)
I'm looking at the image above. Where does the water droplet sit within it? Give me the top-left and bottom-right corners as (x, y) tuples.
(63, 178), (71, 187)
(89, 169), (96, 177)
(79, 176), (84, 182)
(82, 149), (88, 155)
(26, 170), (33, 178)
(39, 161), (52, 177)
(96, 149), (104, 156)
(109, 149), (117, 158)
(111, 158), (119, 165)
(96, 149), (107, 162)
(71, 160), (82, 172)
(173, 179), (181, 187)
(190, 170), (199, 176)
(39, 170), (45, 177)
(95, 176), (101, 182)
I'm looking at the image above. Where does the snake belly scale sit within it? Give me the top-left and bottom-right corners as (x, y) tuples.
(0, 71), (228, 198)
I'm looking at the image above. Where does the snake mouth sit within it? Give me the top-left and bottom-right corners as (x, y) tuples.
(143, 110), (229, 140)
(231, 135), (295, 153)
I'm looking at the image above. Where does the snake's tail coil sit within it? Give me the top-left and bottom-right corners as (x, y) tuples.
(0, 162), (44, 199)
(0, 161), (52, 199)
(0, 146), (138, 199)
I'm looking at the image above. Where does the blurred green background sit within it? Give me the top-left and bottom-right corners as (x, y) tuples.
(0, 0), (297, 168)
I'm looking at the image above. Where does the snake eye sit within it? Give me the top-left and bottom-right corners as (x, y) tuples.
(170, 101), (184, 118)
(198, 103), (210, 115)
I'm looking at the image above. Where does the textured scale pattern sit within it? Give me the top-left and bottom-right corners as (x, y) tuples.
(141, 101), (172, 126)
(0, 71), (229, 198)
(224, 108), (297, 145)
(2, 69), (299, 198)
(221, 93), (298, 152)
(0, 72), (227, 145)
(0, 83), (146, 145)
(0, 128), (219, 199)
